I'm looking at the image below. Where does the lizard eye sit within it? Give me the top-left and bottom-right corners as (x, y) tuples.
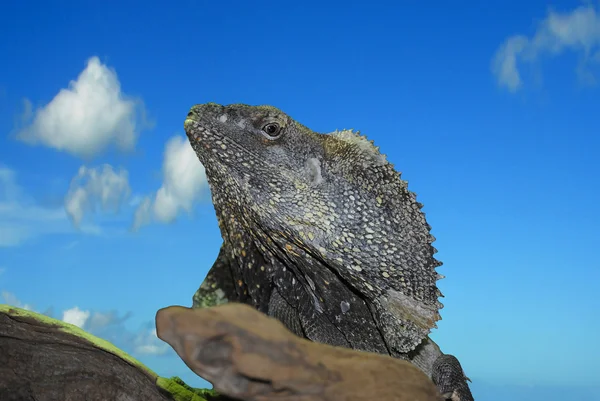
(262, 123), (282, 139)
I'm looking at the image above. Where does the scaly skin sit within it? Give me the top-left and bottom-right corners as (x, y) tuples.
(184, 103), (474, 400)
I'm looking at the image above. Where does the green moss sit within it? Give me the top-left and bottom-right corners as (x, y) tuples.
(157, 377), (218, 401)
(0, 305), (215, 401)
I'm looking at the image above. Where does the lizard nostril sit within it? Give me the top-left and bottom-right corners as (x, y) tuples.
(187, 111), (194, 118)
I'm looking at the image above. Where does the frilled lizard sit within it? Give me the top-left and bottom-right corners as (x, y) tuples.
(184, 103), (474, 401)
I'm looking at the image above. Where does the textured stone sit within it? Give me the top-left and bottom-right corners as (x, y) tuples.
(156, 302), (443, 401)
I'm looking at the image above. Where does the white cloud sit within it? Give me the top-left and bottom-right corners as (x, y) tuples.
(1, 291), (33, 310)
(62, 306), (91, 328)
(16, 56), (149, 158)
(132, 136), (207, 230)
(64, 164), (131, 227)
(492, 4), (600, 91)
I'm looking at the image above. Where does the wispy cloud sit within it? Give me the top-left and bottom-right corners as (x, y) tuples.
(65, 164), (131, 227)
(0, 292), (170, 356)
(16, 56), (150, 159)
(0, 165), (74, 247)
(70, 308), (169, 356)
(0, 165), (105, 246)
(492, 3), (600, 92)
(132, 135), (207, 231)
(1, 291), (33, 311)
(133, 327), (170, 356)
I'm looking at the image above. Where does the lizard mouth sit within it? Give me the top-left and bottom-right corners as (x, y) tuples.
(184, 116), (200, 132)
(184, 104), (217, 140)
(184, 108), (208, 138)
(183, 107), (227, 160)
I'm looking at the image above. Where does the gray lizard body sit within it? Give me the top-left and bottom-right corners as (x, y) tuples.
(184, 103), (474, 400)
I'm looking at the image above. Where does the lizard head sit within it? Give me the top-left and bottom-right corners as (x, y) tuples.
(184, 103), (329, 220)
(185, 103), (321, 180)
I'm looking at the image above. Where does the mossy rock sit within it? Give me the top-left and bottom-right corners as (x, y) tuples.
(0, 304), (217, 401)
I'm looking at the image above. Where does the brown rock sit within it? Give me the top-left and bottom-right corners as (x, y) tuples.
(156, 303), (443, 401)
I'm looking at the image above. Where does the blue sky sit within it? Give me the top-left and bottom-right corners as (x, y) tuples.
(1, 1), (599, 399)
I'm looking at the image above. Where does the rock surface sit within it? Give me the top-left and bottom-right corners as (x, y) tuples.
(156, 302), (443, 401)
(1, 302), (442, 401)
(0, 304), (209, 401)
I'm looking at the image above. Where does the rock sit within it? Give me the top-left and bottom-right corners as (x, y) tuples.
(156, 302), (443, 401)
(0, 304), (209, 401)
(0, 302), (443, 401)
